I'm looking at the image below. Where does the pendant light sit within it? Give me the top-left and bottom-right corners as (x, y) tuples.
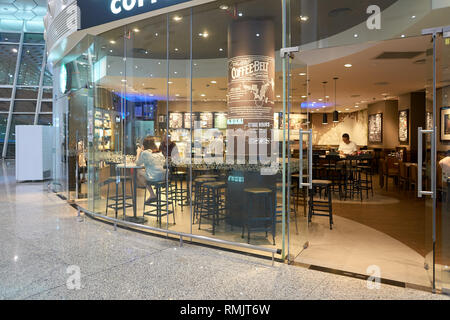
(333, 77), (339, 123)
(322, 81), (328, 124)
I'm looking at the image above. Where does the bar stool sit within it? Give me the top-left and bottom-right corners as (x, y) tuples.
(104, 176), (134, 217)
(198, 181), (227, 235)
(170, 170), (189, 209)
(309, 180), (333, 230)
(193, 177), (216, 223)
(357, 165), (374, 198)
(143, 180), (175, 226)
(242, 188), (275, 245)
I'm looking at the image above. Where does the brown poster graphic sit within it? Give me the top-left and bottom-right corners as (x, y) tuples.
(227, 55), (275, 129)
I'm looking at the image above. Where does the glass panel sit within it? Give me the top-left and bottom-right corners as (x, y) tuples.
(0, 113), (7, 144)
(40, 102), (52, 113)
(0, 33), (20, 43)
(289, 0), (450, 49)
(38, 114), (52, 126)
(165, 8), (191, 233)
(437, 34), (450, 293)
(189, 0), (281, 252)
(42, 88), (53, 99)
(0, 101), (10, 112)
(0, 44), (19, 85)
(0, 87), (12, 98)
(17, 45), (44, 86)
(15, 87), (38, 99)
(43, 65), (53, 87)
(23, 33), (45, 44)
(13, 100), (37, 113)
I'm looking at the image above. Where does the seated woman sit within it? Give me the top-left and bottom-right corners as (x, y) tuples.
(136, 137), (166, 202)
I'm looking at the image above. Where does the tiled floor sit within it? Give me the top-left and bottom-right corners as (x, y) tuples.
(1, 159), (449, 300)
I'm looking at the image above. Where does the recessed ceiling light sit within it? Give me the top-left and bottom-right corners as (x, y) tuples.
(175, 94), (180, 97)
(354, 34), (358, 38)
(109, 40), (116, 44)
(299, 72), (306, 76)
(133, 28), (140, 32)
(345, 108), (350, 111)
(201, 94), (206, 97)
(210, 80), (217, 84)
(238, 12), (243, 17)
(219, 4), (229, 10)
(109, 49), (113, 53)
(168, 81), (173, 84)
(344, 64), (352, 68)
(12, 48), (17, 53)
(173, 16), (182, 21)
(411, 15), (416, 19)
(219, 48), (224, 51)
(299, 15), (309, 22)
(256, 33), (260, 37)
(355, 105), (359, 108)
(199, 32), (209, 38)
(155, 33), (158, 36)
(401, 34), (406, 38)
(301, 95), (307, 98)
(174, 48), (179, 51)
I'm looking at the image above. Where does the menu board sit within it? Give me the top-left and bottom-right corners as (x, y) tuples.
(183, 113), (191, 129)
(200, 112), (213, 128)
(214, 113), (227, 129)
(169, 112), (183, 129)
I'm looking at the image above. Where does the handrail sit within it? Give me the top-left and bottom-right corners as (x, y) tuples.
(77, 206), (281, 265)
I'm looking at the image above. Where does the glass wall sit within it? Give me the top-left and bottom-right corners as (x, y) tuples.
(53, 0), (450, 282)
(0, 31), (53, 159)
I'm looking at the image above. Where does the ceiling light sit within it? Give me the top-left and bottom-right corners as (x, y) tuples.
(299, 15), (309, 22)
(238, 12), (243, 17)
(301, 95), (307, 98)
(344, 64), (352, 68)
(109, 40), (116, 44)
(12, 48), (17, 53)
(133, 28), (140, 32)
(299, 72), (306, 76)
(155, 33), (158, 36)
(174, 48), (179, 51)
(201, 94), (206, 97)
(355, 105), (359, 108)
(219, 48), (224, 51)
(173, 16), (182, 21)
(345, 108), (350, 111)
(401, 34), (406, 38)
(199, 32), (209, 38)
(210, 80), (217, 84)
(168, 81), (173, 84)
(256, 33), (260, 37)
(220, 4), (229, 10)
(411, 15), (416, 19)
(354, 34), (358, 38)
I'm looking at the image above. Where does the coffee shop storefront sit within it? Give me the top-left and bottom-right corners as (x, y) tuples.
(45, 0), (450, 292)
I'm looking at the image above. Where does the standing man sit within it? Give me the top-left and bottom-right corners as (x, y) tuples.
(338, 133), (358, 156)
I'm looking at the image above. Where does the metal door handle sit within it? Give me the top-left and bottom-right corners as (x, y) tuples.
(299, 129), (313, 189)
(417, 127), (434, 197)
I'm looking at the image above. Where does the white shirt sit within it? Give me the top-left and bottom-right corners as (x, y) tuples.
(338, 141), (358, 155)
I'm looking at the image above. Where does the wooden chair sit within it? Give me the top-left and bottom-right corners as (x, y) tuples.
(383, 157), (400, 191)
(399, 162), (409, 190)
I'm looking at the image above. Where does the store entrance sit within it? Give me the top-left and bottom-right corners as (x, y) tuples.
(284, 32), (450, 289)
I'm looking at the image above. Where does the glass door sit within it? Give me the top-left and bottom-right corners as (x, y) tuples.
(422, 26), (450, 292)
(281, 45), (310, 262)
(435, 27), (450, 293)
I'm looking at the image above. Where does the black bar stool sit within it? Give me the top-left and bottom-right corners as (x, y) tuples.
(309, 180), (333, 230)
(104, 176), (134, 217)
(143, 180), (175, 226)
(193, 177), (216, 223)
(170, 170), (189, 210)
(357, 165), (374, 199)
(242, 188), (275, 245)
(198, 181), (227, 235)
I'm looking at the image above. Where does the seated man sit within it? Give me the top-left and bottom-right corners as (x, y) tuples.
(338, 133), (358, 156)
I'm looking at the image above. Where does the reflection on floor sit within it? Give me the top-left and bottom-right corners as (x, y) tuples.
(82, 174), (450, 289)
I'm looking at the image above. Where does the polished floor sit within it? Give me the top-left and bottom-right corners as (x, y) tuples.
(1, 159), (449, 299)
(83, 170), (449, 288)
